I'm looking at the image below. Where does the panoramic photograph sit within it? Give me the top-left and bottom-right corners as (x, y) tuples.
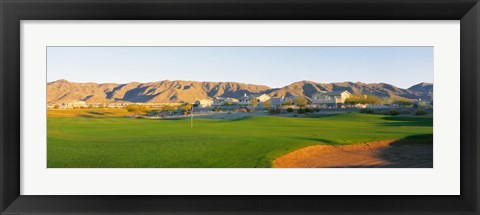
(47, 47), (433, 168)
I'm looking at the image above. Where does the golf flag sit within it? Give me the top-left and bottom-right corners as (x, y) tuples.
(191, 104), (194, 128)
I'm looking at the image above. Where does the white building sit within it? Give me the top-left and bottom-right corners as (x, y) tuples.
(270, 97), (286, 107)
(238, 93), (271, 105)
(212, 97), (239, 106)
(61, 100), (87, 108)
(311, 91), (352, 107)
(195, 99), (214, 108)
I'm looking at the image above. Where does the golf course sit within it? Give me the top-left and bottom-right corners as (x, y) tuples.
(47, 109), (433, 168)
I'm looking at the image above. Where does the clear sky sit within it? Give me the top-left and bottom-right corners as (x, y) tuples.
(47, 46), (433, 89)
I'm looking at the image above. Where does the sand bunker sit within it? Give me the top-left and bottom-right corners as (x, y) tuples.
(273, 140), (432, 168)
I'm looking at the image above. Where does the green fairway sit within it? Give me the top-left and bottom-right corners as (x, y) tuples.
(47, 112), (433, 168)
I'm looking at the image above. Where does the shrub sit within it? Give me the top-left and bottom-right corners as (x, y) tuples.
(305, 108), (311, 113)
(149, 109), (160, 116)
(415, 109), (428, 115)
(161, 105), (178, 114)
(399, 109), (411, 114)
(297, 108), (306, 114)
(392, 98), (413, 108)
(269, 108), (281, 114)
(126, 105), (149, 115)
(286, 108), (294, 113)
(359, 108), (375, 114)
(180, 103), (193, 114)
(388, 109), (399, 115)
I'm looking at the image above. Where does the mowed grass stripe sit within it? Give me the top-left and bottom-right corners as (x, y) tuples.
(47, 112), (433, 168)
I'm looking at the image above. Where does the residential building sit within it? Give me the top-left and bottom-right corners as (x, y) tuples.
(61, 100), (87, 109)
(270, 96), (299, 108)
(270, 96), (286, 107)
(238, 93), (271, 105)
(195, 99), (214, 108)
(311, 90), (352, 107)
(212, 97), (239, 106)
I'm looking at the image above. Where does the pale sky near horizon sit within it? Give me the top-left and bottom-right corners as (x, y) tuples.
(47, 47), (433, 89)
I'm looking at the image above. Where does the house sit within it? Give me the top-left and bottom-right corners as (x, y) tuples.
(238, 93), (271, 105)
(270, 96), (301, 108)
(61, 100), (87, 109)
(195, 99), (214, 108)
(311, 90), (352, 107)
(212, 97), (226, 106)
(270, 97), (286, 107)
(212, 97), (239, 106)
(224, 97), (239, 105)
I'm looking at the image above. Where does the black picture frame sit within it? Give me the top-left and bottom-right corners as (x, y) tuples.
(1, 0), (479, 214)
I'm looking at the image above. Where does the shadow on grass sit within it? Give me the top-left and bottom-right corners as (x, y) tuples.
(294, 137), (338, 144)
(227, 116), (255, 122)
(307, 113), (342, 119)
(87, 111), (111, 115)
(157, 118), (183, 121)
(76, 111), (116, 118)
(78, 115), (95, 118)
(378, 116), (433, 127)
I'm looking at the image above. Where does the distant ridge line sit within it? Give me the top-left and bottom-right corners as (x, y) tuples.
(47, 79), (433, 104)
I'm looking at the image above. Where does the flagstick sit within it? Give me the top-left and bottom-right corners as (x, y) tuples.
(191, 104), (194, 128)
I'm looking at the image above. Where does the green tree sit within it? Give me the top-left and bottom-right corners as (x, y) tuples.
(344, 98), (358, 107)
(162, 105), (175, 114)
(282, 98), (294, 106)
(181, 103), (193, 115)
(250, 99), (258, 112)
(262, 100), (271, 109)
(391, 97), (413, 108)
(365, 95), (382, 105)
(295, 96), (307, 108)
(344, 94), (383, 107)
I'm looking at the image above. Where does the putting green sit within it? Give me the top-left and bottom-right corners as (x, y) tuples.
(47, 111), (433, 168)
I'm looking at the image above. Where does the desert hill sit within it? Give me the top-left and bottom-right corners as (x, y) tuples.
(408, 82), (433, 101)
(47, 79), (432, 105)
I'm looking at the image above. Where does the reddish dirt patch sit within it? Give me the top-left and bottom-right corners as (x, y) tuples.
(273, 140), (433, 168)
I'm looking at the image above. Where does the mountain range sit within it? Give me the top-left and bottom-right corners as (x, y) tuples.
(47, 79), (433, 105)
